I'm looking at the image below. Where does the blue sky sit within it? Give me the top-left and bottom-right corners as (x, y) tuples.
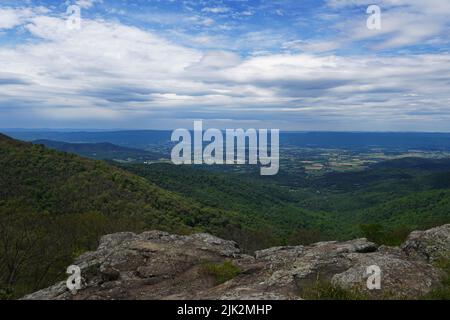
(0, 0), (449, 131)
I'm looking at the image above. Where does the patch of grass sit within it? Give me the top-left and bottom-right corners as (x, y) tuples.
(360, 224), (412, 246)
(423, 280), (450, 300)
(0, 287), (14, 300)
(200, 261), (241, 285)
(301, 280), (369, 300)
(422, 258), (450, 300)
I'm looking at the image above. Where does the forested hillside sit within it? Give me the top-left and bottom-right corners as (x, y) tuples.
(33, 139), (164, 162)
(0, 134), (275, 298)
(122, 159), (450, 244)
(1, 133), (450, 299)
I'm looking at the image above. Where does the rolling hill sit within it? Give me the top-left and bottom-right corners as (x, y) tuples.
(0, 133), (279, 298)
(33, 139), (165, 162)
(121, 158), (450, 242)
(7, 130), (450, 151)
(1, 132), (450, 299)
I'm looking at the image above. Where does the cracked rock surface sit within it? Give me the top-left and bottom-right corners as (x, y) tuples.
(22, 225), (449, 300)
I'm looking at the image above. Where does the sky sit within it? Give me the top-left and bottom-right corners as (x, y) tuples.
(0, 0), (449, 131)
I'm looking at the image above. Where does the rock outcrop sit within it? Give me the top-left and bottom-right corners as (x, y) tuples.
(22, 225), (450, 300)
(402, 224), (450, 263)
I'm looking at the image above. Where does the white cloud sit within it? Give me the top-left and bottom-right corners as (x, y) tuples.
(0, 7), (34, 30)
(202, 7), (230, 14)
(325, 0), (450, 49)
(189, 51), (241, 70)
(75, 0), (102, 9)
(0, 6), (449, 130)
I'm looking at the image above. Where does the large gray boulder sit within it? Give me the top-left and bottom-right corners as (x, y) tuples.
(402, 224), (450, 263)
(332, 252), (442, 299)
(22, 225), (449, 300)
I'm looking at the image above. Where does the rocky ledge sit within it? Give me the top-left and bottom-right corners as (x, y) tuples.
(23, 224), (450, 300)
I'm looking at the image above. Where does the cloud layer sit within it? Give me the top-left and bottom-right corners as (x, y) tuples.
(0, 1), (449, 130)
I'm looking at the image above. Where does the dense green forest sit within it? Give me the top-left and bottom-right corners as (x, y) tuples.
(122, 160), (450, 241)
(1, 133), (450, 298)
(0, 134), (277, 298)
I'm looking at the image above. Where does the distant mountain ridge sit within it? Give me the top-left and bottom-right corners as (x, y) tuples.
(5, 130), (172, 149)
(33, 139), (165, 162)
(6, 130), (450, 151)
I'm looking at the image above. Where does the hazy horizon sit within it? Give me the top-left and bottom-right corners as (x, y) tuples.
(6, 128), (450, 134)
